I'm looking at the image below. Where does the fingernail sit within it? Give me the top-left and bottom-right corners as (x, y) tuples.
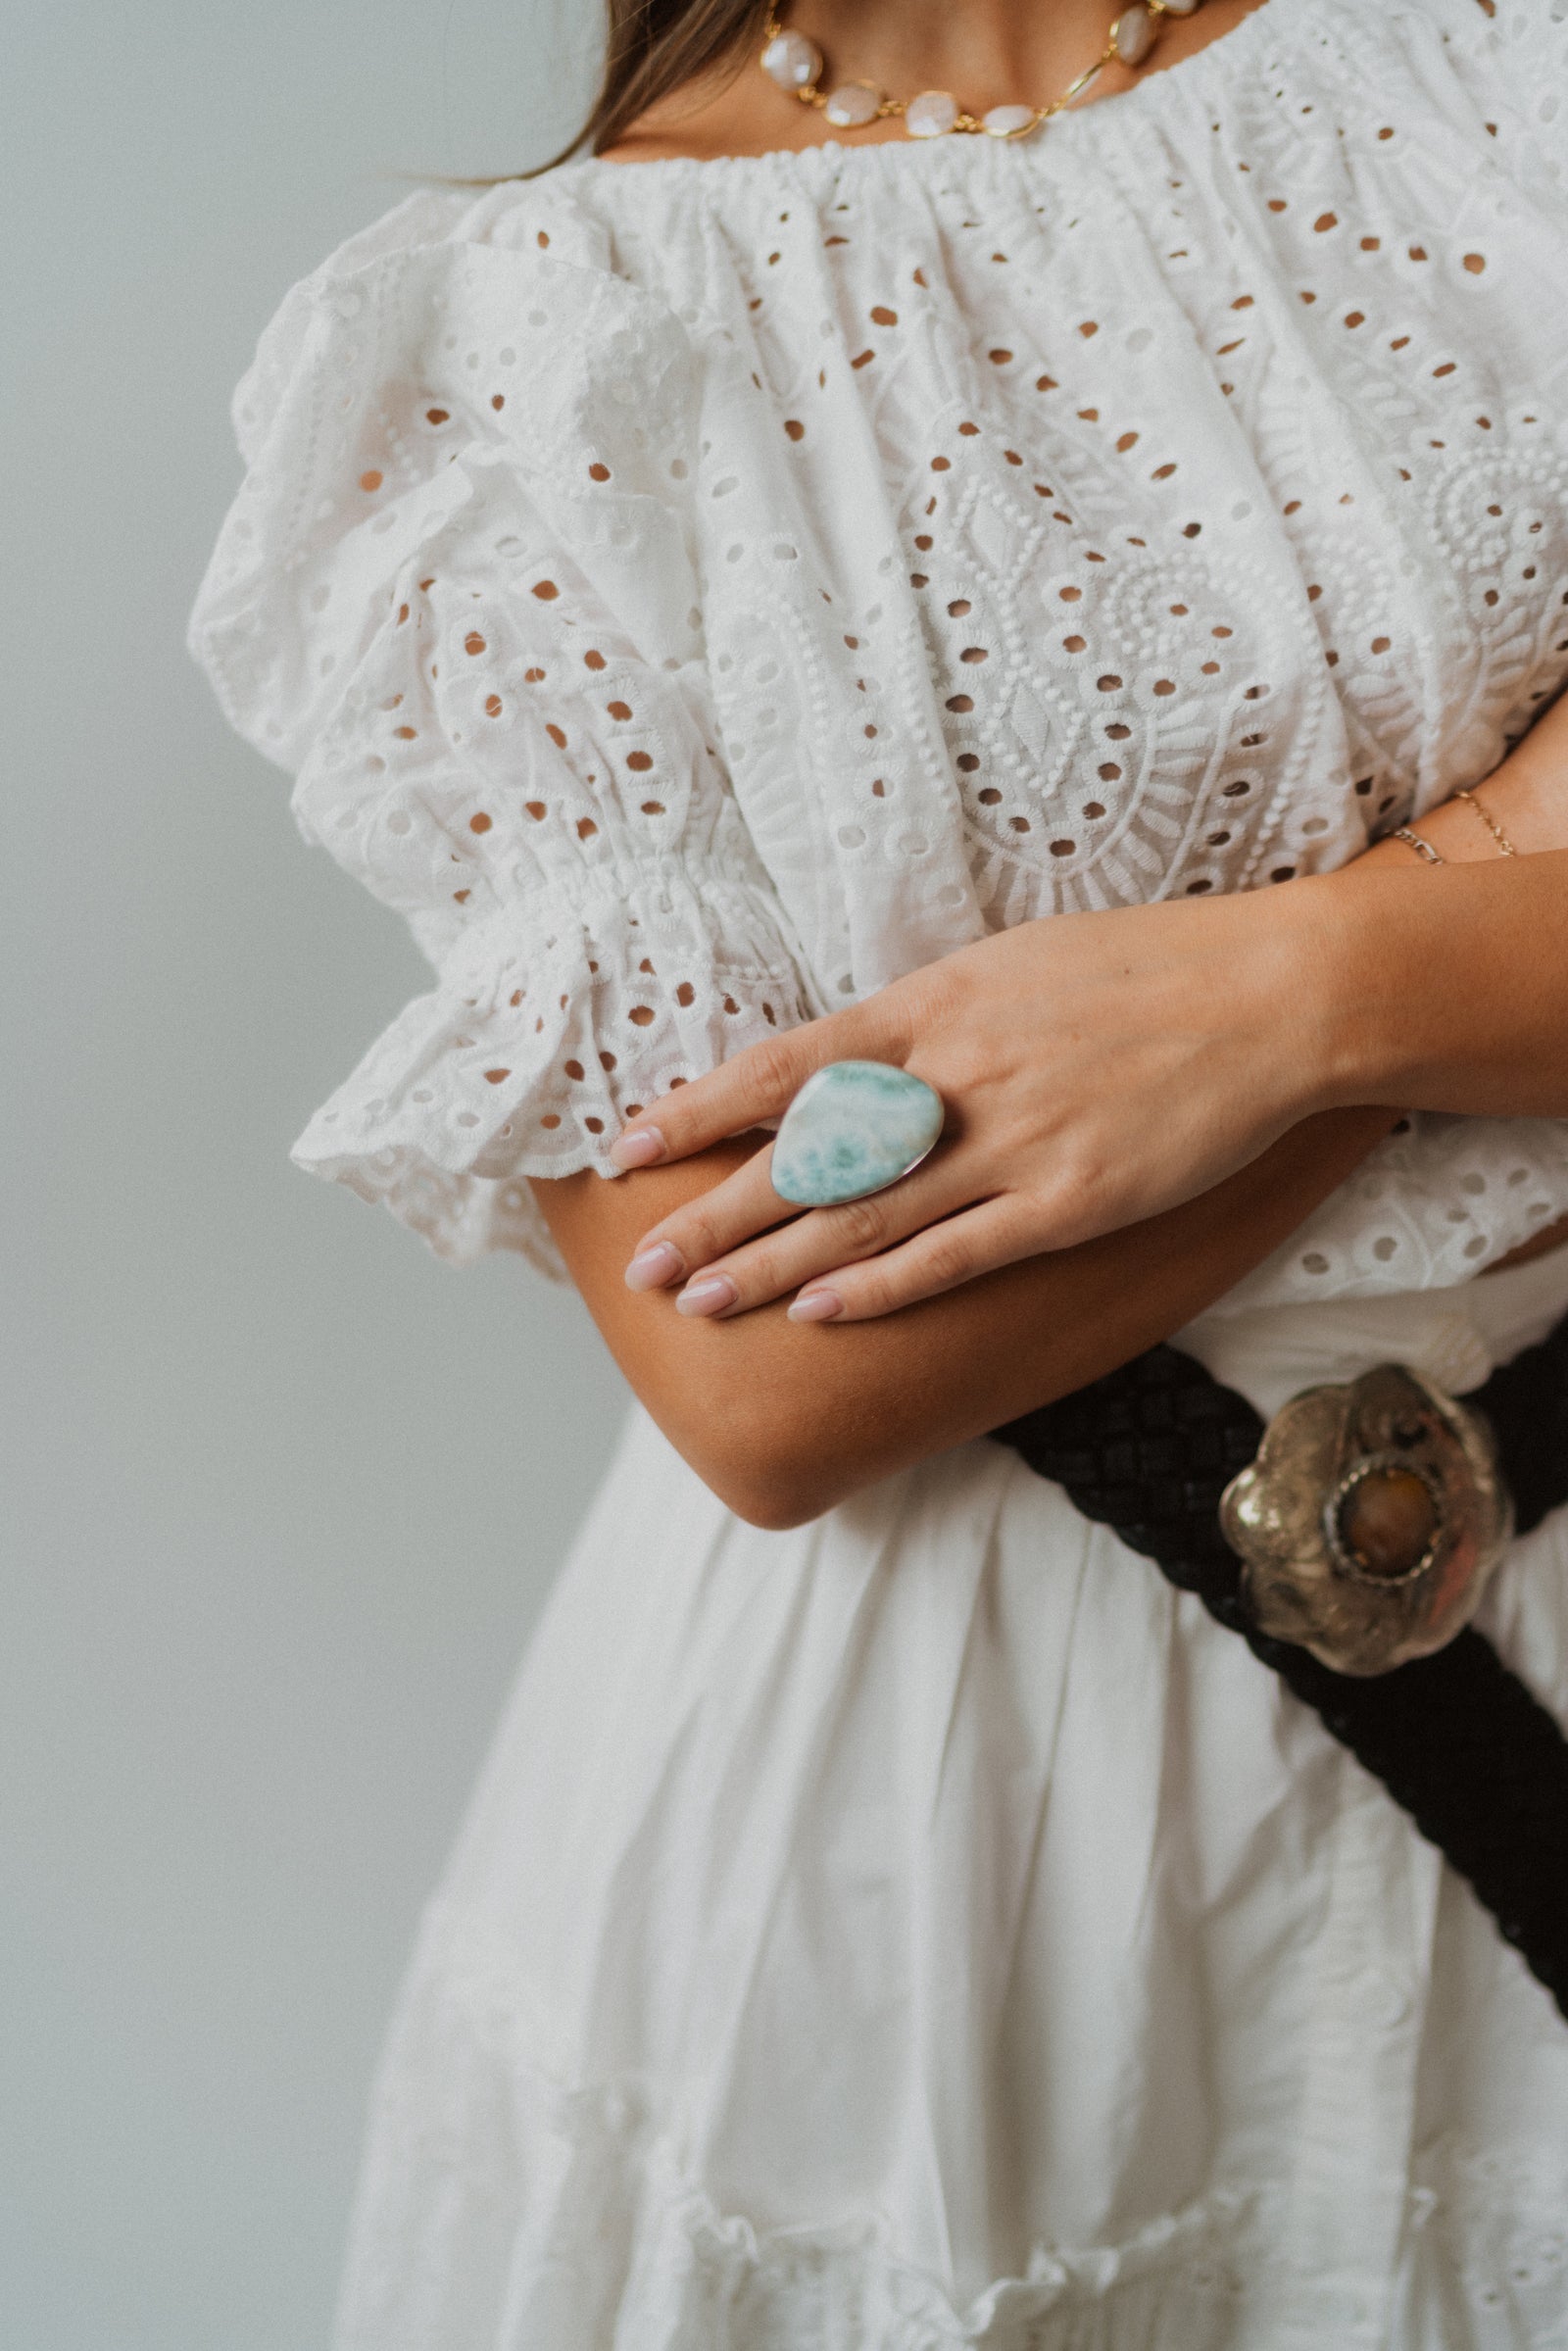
(624, 1241), (683, 1292)
(788, 1289), (844, 1324)
(675, 1274), (738, 1318)
(611, 1125), (666, 1171)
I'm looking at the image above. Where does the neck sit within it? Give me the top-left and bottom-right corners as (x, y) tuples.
(783, 0), (1134, 111)
(605, 0), (1261, 166)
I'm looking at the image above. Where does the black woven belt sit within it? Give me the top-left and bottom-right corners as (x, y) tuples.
(994, 1310), (1568, 2020)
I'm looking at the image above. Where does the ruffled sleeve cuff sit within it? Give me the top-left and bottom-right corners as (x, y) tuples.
(290, 863), (819, 1273)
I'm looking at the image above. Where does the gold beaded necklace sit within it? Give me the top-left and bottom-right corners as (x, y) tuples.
(760, 2), (1203, 141)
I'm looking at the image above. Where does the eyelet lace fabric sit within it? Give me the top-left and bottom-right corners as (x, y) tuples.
(339, 1945), (1568, 2351)
(192, 13), (1568, 2340)
(192, 0), (1568, 1289)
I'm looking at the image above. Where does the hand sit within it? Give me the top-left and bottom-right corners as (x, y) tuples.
(610, 882), (1348, 1322)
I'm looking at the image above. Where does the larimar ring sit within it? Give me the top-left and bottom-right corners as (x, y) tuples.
(770, 1060), (945, 1208)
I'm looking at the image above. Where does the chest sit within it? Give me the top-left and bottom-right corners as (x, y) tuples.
(674, 151), (1568, 964)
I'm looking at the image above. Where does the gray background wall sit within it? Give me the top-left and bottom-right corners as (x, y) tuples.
(4, 10), (618, 2346)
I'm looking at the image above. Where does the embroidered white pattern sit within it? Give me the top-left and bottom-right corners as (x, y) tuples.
(191, 0), (1568, 1294)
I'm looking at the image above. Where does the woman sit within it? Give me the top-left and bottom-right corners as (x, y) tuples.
(191, 0), (1568, 2340)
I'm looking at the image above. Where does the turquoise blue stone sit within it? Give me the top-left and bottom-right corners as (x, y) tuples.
(770, 1060), (944, 1207)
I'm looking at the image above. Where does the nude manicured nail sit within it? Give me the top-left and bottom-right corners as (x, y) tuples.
(788, 1289), (844, 1323)
(624, 1241), (683, 1292)
(611, 1125), (667, 1170)
(675, 1274), (739, 1318)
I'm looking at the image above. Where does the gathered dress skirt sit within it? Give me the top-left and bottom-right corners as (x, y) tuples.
(330, 1249), (1568, 2351)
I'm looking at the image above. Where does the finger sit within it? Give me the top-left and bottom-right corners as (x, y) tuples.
(609, 1001), (908, 1171)
(611, 1029), (825, 1171)
(787, 1198), (1038, 1324)
(623, 1142), (796, 1292)
(663, 1152), (982, 1317)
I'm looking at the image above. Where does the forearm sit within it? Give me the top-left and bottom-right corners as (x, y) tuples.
(534, 1104), (1395, 1527)
(541, 699), (1568, 1524)
(1315, 693), (1568, 1119)
(1312, 848), (1568, 1117)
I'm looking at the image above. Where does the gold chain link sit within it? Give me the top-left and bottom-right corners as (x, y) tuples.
(1453, 788), (1519, 859)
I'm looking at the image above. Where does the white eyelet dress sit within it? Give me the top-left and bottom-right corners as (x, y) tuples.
(190, 3), (1568, 2342)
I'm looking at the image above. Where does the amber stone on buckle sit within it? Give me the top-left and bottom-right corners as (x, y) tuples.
(1335, 1461), (1441, 1582)
(1220, 1364), (1513, 1677)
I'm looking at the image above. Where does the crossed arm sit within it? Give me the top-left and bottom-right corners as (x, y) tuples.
(534, 700), (1568, 1529)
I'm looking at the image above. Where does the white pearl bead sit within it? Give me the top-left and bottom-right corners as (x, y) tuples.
(982, 103), (1038, 139)
(823, 79), (882, 127)
(760, 29), (821, 90)
(1160, 0), (1200, 14)
(1113, 5), (1157, 65)
(906, 88), (959, 139)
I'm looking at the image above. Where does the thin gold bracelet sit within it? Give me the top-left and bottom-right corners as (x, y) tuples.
(1454, 788), (1518, 858)
(1393, 825), (1446, 866)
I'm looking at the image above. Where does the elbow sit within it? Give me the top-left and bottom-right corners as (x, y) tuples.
(693, 1446), (844, 1534)
(737, 1482), (842, 1534)
(672, 1393), (858, 1532)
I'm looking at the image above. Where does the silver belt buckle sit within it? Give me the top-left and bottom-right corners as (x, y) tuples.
(1220, 1365), (1514, 1678)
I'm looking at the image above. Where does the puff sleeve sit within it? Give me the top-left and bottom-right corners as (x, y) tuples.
(190, 190), (819, 1272)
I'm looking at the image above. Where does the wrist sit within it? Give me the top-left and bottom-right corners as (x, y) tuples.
(1259, 871), (1385, 1119)
(1283, 861), (1436, 1113)
(1301, 852), (1533, 1112)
